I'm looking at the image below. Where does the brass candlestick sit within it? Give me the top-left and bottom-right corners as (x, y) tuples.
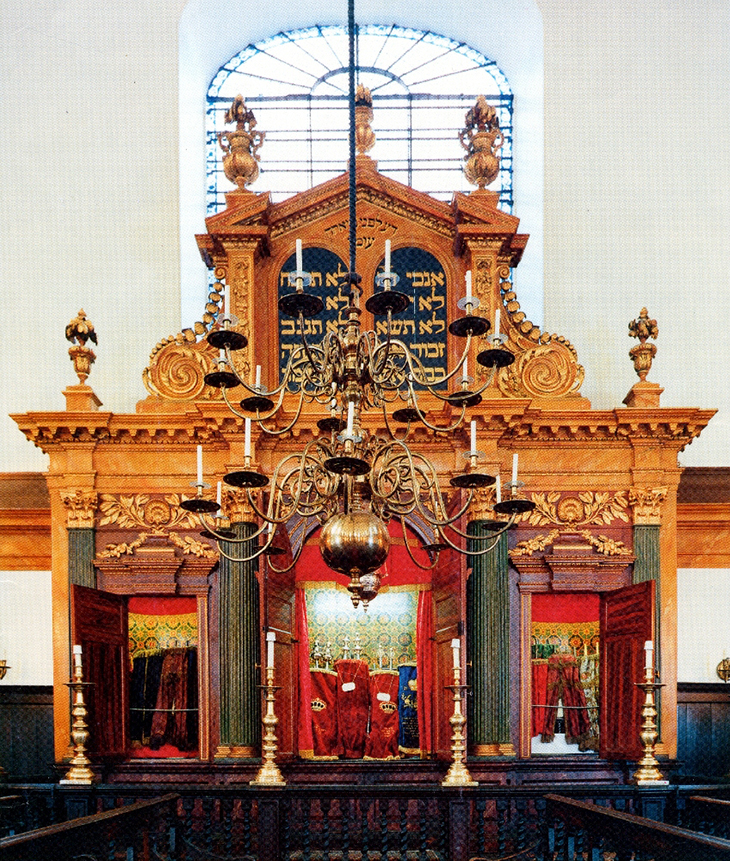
(632, 666), (668, 785)
(251, 664), (286, 786)
(442, 663), (477, 787)
(60, 648), (97, 785)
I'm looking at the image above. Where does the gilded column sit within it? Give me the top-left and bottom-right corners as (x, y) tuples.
(216, 491), (261, 758)
(61, 490), (98, 588)
(467, 518), (513, 756)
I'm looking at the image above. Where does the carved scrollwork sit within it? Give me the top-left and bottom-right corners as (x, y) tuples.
(142, 339), (221, 401)
(98, 494), (199, 533)
(523, 491), (630, 527)
(578, 530), (632, 556)
(497, 340), (585, 399)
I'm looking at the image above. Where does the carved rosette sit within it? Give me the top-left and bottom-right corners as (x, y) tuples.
(61, 490), (99, 529)
(628, 487), (668, 525)
(522, 491), (630, 528)
(98, 494), (199, 533)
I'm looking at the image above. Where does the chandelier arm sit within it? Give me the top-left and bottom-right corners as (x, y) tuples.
(405, 331), (473, 392)
(256, 388), (308, 437)
(216, 541), (268, 564)
(296, 311), (329, 380)
(398, 517), (440, 571)
(224, 344), (291, 399)
(405, 383), (468, 434)
(219, 378), (291, 427)
(199, 514), (269, 544)
(443, 513), (515, 544)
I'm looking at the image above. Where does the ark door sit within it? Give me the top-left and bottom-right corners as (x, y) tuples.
(71, 584), (129, 758)
(599, 580), (655, 760)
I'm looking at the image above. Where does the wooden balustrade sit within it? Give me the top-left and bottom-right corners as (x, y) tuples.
(0, 792), (179, 861)
(545, 793), (730, 861)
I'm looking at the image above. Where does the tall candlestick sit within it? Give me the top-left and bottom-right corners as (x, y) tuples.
(245, 417), (251, 459)
(470, 419), (477, 453)
(384, 239), (391, 273)
(451, 638), (460, 668)
(346, 401), (354, 436)
(644, 640), (654, 670)
(494, 308), (501, 340)
(465, 270), (472, 301)
(267, 631), (275, 669)
(496, 475), (501, 504)
(296, 239), (303, 271)
(512, 453), (518, 485)
(197, 445), (203, 485)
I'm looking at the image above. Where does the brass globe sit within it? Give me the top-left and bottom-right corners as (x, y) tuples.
(320, 511), (390, 576)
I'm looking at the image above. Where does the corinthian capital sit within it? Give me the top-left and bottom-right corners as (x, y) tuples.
(61, 489), (99, 529)
(628, 486), (668, 525)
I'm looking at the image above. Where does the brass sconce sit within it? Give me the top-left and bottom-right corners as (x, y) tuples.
(0, 660), (10, 680)
(717, 657), (730, 682)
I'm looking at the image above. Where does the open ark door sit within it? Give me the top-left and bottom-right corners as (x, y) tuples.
(599, 580), (655, 760)
(431, 545), (462, 759)
(71, 584), (129, 758)
(265, 552), (297, 760)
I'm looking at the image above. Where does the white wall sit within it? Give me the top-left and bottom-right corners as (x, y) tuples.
(0, 571), (53, 686)
(677, 569), (730, 683)
(1, 1), (727, 474)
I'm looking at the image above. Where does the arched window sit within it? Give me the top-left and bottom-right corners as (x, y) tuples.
(206, 25), (513, 212)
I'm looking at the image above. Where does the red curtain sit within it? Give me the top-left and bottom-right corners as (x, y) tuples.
(149, 648), (193, 750)
(416, 589), (434, 756)
(531, 661), (549, 738)
(310, 668), (340, 758)
(295, 588), (315, 758)
(364, 670), (399, 759)
(538, 652), (591, 744)
(335, 658), (370, 758)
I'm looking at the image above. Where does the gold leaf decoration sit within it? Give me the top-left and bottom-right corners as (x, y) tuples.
(524, 491), (629, 528)
(98, 494), (199, 532)
(510, 529), (560, 557)
(579, 530), (632, 557)
(497, 341), (584, 399)
(99, 534), (148, 558)
(168, 532), (217, 559)
(143, 340), (220, 402)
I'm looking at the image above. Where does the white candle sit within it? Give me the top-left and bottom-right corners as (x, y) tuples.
(219, 348), (225, 365)
(216, 481), (222, 507)
(465, 270), (472, 301)
(267, 631), (276, 668)
(512, 453), (518, 485)
(255, 365), (261, 389)
(496, 475), (501, 504)
(346, 401), (354, 436)
(196, 445), (203, 485)
(244, 417), (251, 459)
(224, 284), (230, 319)
(494, 308), (501, 340)
(463, 356), (468, 379)
(470, 419), (477, 453)
(72, 644), (82, 670)
(384, 239), (391, 273)
(451, 638), (460, 668)
(296, 239), (303, 272)
(644, 640), (654, 670)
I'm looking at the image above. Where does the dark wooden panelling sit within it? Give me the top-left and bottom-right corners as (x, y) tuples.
(0, 686), (54, 779)
(677, 683), (730, 778)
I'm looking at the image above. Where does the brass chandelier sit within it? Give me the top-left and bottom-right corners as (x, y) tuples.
(181, 2), (535, 608)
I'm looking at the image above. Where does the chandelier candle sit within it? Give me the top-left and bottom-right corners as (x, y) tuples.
(255, 365), (261, 390)
(494, 309), (501, 342)
(296, 238), (303, 273)
(224, 284), (230, 321)
(197, 445), (203, 486)
(470, 420), (477, 455)
(384, 238), (391, 275)
(512, 453), (518, 486)
(496, 475), (501, 504)
(245, 418), (251, 459)
(466, 270), (472, 303)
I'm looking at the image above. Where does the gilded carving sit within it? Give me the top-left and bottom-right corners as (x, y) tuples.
(168, 531), (218, 559)
(468, 485), (499, 521)
(61, 489), (99, 529)
(511, 529), (560, 557)
(523, 491), (630, 528)
(628, 486), (668, 525)
(218, 95), (265, 190)
(354, 85), (376, 155)
(226, 487), (256, 522)
(578, 530), (632, 556)
(628, 307), (659, 382)
(497, 340), (584, 399)
(459, 96), (503, 189)
(98, 494), (199, 533)
(142, 340), (221, 402)
(99, 534), (147, 558)
(65, 310), (97, 385)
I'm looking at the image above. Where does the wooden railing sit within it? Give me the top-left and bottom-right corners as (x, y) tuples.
(0, 792), (179, 861)
(3, 783), (730, 861)
(545, 793), (730, 861)
(683, 795), (730, 839)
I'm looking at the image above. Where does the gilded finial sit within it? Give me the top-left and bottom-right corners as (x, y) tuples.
(459, 95), (503, 189)
(65, 310), (97, 385)
(628, 308), (658, 381)
(354, 85), (375, 155)
(218, 95), (265, 190)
